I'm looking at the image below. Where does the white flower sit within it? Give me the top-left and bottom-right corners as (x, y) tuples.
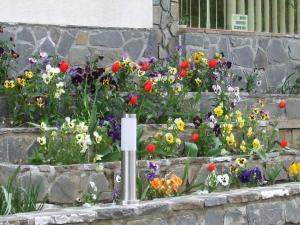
(42, 73), (51, 84)
(94, 154), (103, 162)
(209, 115), (217, 128)
(93, 131), (102, 144)
(76, 134), (85, 144)
(37, 136), (46, 145)
(92, 194), (97, 200)
(40, 122), (48, 131)
(40, 52), (48, 59)
(65, 117), (75, 129)
(173, 83), (182, 95)
(217, 174), (229, 186)
(115, 175), (121, 183)
(84, 134), (92, 146)
(77, 122), (88, 133)
(212, 85), (221, 95)
(89, 181), (98, 192)
(56, 82), (64, 88)
(28, 57), (37, 64)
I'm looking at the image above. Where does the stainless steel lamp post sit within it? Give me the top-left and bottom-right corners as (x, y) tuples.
(120, 114), (139, 205)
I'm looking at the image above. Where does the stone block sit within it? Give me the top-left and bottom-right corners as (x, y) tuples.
(76, 31), (89, 46)
(184, 33), (204, 47)
(122, 39), (144, 60)
(229, 36), (251, 47)
(68, 46), (90, 65)
(153, 6), (162, 25)
(232, 46), (254, 68)
(161, 0), (170, 11)
(48, 174), (79, 204)
(247, 202), (285, 225)
(267, 39), (288, 64)
(254, 48), (268, 69)
(170, 2), (179, 21)
(174, 214), (197, 225)
(89, 173), (110, 192)
(17, 27), (35, 45)
(285, 198), (300, 224)
(204, 209), (224, 225)
(15, 42), (34, 71)
(33, 27), (48, 41)
(258, 38), (270, 51)
(57, 31), (75, 57)
(39, 38), (55, 56)
(286, 99), (300, 119)
(224, 207), (247, 225)
(266, 65), (287, 88)
(89, 31), (123, 48)
(50, 27), (61, 44)
(288, 40), (300, 61)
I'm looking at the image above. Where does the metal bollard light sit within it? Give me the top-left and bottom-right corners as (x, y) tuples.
(120, 114), (139, 205)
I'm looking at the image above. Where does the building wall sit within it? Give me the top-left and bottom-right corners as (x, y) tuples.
(0, 0), (179, 73)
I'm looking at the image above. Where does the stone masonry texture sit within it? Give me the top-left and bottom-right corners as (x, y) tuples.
(0, 152), (299, 204)
(1, 182), (300, 225)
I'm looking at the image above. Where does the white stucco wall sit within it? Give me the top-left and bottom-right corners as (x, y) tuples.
(0, 0), (153, 28)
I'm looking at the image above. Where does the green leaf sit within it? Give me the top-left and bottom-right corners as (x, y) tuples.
(102, 152), (121, 162)
(184, 142), (198, 157)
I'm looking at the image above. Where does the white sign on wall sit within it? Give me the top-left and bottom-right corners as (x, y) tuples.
(0, 0), (153, 29)
(232, 14), (248, 31)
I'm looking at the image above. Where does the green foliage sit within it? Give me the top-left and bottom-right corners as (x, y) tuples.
(266, 162), (283, 185)
(0, 167), (43, 215)
(281, 65), (300, 94)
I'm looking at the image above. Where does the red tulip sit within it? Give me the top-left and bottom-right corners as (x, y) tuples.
(179, 69), (187, 78)
(278, 99), (286, 109)
(179, 60), (189, 70)
(208, 163), (215, 172)
(112, 61), (121, 73)
(191, 132), (199, 142)
(208, 59), (218, 69)
(146, 143), (156, 153)
(59, 60), (69, 73)
(144, 80), (153, 92)
(129, 95), (138, 105)
(141, 62), (150, 71)
(280, 138), (288, 149)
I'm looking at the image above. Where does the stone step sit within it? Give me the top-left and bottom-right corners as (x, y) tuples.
(0, 152), (298, 205)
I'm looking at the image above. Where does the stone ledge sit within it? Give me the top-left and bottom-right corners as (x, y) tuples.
(179, 28), (300, 39)
(0, 183), (300, 225)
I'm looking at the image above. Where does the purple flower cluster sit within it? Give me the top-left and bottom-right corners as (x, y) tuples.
(99, 116), (121, 142)
(145, 162), (160, 181)
(239, 167), (263, 184)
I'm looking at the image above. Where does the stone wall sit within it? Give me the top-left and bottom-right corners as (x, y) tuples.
(0, 0), (178, 74)
(181, 29), (300, 92)
(0, 153), (298, 204)
(1, 182), (300, 225)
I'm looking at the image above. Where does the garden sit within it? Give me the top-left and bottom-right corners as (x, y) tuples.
(0, 25), (300, 223)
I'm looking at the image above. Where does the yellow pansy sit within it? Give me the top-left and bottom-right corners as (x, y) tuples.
(175, 138), (182, 145)
(165, 133), (174, 144)
(240, 141), (247, 152)
(224, 123), (233, 134)
(37, 136), (46, 145)
(24, 71), (33, 79)
(238, 119), (245, 128)
(252, 138), (262, 150)
(235, 157), (247, 167)
(168, 75), (175, 84)
(193, 52), (204, 64)
(214, 105), (224, 117)
(174, 118), (185, 132)
(16, 77), (26, 87)
(289, 164), (298, 175)
(4, 80), (15, 89)
(235, 110), (242, 118)
(226, 134), (236, 146)
(168, 67), (177, 75)
(247, 127), (253, 137)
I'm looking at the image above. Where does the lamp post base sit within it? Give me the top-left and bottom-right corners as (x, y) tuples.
(120, 200), (140, 206)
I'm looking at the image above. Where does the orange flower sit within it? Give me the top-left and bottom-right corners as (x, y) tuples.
(171, 175), (182, 192)
(150, 178), (161, 189)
